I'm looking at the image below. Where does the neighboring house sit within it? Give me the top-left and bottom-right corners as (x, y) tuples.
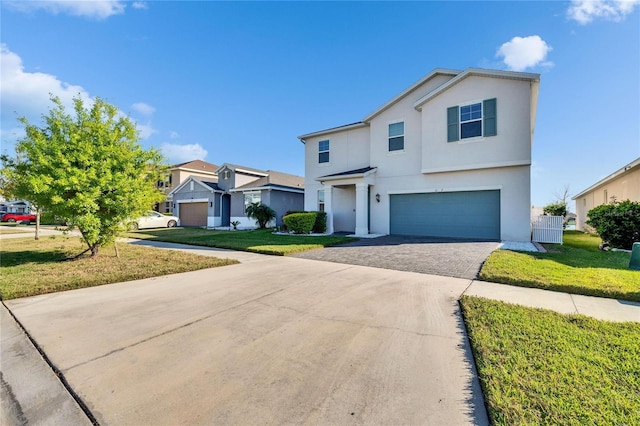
(169, 163), (304, 228)
(572, 157), (640, 231)
(155, 159), (219, 213)
(299, 68), (540, 241)
(0, 199), (34, 214)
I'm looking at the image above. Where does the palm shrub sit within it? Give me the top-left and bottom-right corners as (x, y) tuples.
(283, 212), (316, 234)
(587, 200), (640, 250)
(245, 202), (276, 229)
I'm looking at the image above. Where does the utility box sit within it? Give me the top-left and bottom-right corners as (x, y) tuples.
(630, 242), (640, 271)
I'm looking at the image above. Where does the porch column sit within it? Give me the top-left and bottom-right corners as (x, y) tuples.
(323, 184), (334, 234)
(354, 182), (369, 236)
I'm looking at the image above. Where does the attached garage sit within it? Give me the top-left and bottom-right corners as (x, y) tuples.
(390, 190), (500, 240)
(179, 202), (208, 227)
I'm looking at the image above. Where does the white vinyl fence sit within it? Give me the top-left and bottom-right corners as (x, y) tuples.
(531, 215), (563, 244)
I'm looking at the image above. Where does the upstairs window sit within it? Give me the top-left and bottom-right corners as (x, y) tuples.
(318, 140), (330, 163)
(388, 121), (405, 151)
(460, 103), (482, 138)
(447, 98), (497, 142)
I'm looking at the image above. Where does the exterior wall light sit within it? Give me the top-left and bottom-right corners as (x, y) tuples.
(375, 193), (381, 203)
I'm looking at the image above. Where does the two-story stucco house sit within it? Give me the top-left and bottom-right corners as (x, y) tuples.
(299, 68), (540, 242)
(169, 163), (304, 228)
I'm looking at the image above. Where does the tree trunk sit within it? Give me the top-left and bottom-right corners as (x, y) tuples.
(90, 244), (99, 258)
(35, 208), (41, 240)
(114, 241), (120, 259)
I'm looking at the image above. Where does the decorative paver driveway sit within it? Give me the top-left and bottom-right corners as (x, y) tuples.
(292, 235), (500, 279)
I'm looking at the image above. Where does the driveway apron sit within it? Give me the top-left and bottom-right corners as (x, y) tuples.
(6, 255), (488, 425)
(293, 235), (500, 279)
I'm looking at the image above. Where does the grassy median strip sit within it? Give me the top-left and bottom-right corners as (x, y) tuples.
(0, 235), (238, 300)
(480, 231), (640, 302)
(461, 296), (640, 425)
(125, 227), (353, 255)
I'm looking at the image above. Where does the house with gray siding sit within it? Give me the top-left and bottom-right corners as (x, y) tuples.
(169, 163), (304, 228)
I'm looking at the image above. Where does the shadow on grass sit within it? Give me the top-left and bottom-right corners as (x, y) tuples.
(0, 249), (71, 267)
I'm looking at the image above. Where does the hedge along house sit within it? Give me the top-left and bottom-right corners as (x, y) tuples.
(169, 163), (304, 228)
(299, 68), (540, 241)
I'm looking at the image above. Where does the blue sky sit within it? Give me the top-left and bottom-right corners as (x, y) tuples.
(1, 0), (639, 209)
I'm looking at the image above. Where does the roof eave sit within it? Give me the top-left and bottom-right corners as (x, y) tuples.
(298, 122), (368, 143)
(362, 68), (461, 122)
(413, 68), (541, 110)
(572, 157), (640, 200)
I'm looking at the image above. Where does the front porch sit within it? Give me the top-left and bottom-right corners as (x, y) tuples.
(318, 167), (377, 237)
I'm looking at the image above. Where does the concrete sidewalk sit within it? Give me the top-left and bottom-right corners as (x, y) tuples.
(1, 303), (91, 426)
(464, 281), (640, 322)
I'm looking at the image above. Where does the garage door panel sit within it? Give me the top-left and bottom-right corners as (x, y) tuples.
(390, 191), (500, 240)
(179, 202), (208, 227)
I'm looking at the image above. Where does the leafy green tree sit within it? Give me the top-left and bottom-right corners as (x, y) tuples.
(543, 201), (567, 217)
(3, 95), (165, 257)
(0, 162), (44, 239)
(587, 200), (640, 250)
(245, 202), (276, 229)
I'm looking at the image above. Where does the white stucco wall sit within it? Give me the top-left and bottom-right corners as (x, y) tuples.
(420, 76), (533, 173)
(302, 71), (535, 241)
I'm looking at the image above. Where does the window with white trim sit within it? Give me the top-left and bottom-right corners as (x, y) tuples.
(447, 98), (497, 142)
(318, 140), (329, 163)
(244, 191), (261, 211)
(388, 121), (404, 151)
(318, 190), (325, 212)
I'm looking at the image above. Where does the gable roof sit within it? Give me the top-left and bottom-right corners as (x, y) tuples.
(362, 68), (460, 121)
(413, 68), (540, 109)
(167, 175), (221, 196)
(169, 159), (219, 175)
(232, 170), (304, 192)
(572, 157), (640, 200)
(298, 67), (540, 142)
(215, 163), (269, 177)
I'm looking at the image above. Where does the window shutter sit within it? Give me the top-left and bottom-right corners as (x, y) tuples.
(447, 106), (459, 142)
(483, 98), (497, 137)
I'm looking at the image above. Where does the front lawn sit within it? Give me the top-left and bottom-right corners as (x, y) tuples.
(124, 227), (353, 255)
(480, 231), (640, 301)
(0, 236), (238, 300)
(0, 225), (33, 234)
(461, 296), (640, 425)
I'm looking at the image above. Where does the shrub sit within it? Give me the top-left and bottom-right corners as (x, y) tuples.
(586, 200), (640, 250)
(283, 212), (316, 234)
(283, 210), (327, 233)
(543, 201), (567, 217)
(313, 211), (327, 233)
(245, 202), (276, 229)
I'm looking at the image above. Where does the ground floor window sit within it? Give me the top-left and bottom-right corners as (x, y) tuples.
(244, 191), (261, 211)
(318, 190), (325, 212)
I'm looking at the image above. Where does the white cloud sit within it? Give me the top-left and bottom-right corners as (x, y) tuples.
(4, 0), (126, 19)
(1, 43), (93, 139)
(131, 102), (155, 117)
(169, 131), (180, 139)
(160, 143), (208, 164)
(568, 0), (640, 24)
(131, 1), (148, 10)
(496, 36), (553, 72)
(136, 122), (156, 140)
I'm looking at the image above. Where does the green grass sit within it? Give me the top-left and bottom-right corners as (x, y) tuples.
(0, 235), (238, 300)
(461, 296), (640, 425)
(124, 227), (353, 255)
(480, 231), (640, 301)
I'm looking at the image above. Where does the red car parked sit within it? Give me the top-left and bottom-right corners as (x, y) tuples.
(1, 213), (37, 223)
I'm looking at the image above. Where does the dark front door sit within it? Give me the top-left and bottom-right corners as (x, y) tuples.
(222, 194), (231, 227)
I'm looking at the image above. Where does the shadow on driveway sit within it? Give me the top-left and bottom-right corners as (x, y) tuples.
(292, 235), (500, 279)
